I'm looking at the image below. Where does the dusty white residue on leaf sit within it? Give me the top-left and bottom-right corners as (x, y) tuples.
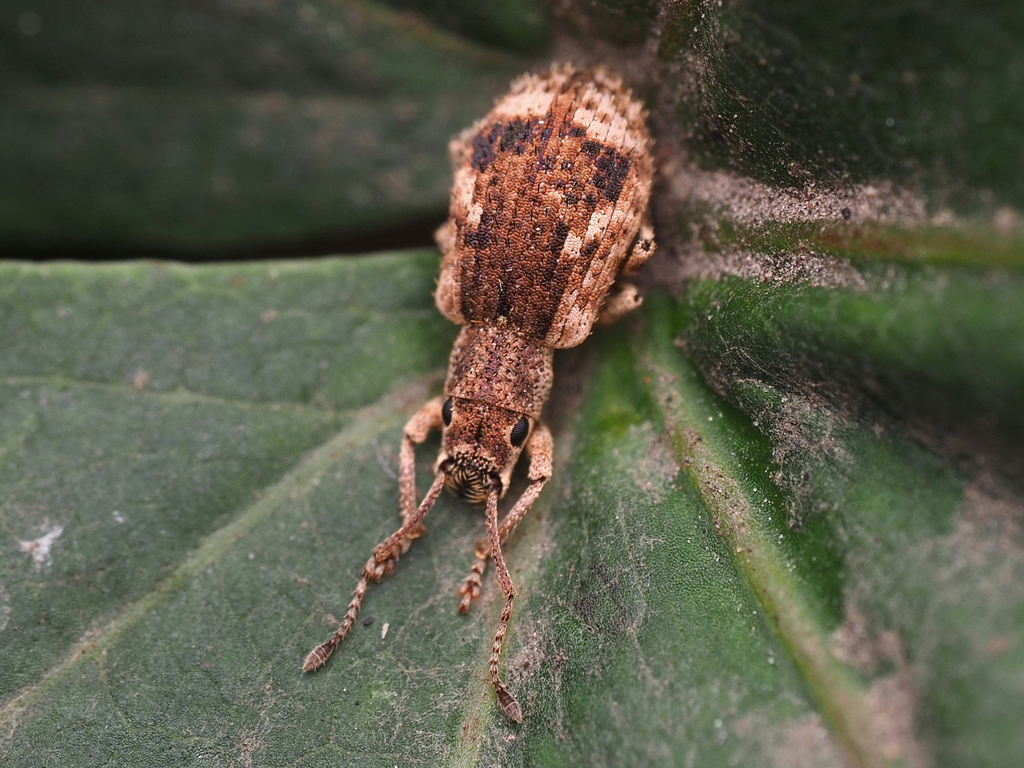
(19, 525), (64, 569)
(863, 672), (931, 768)
(830, 602), (931, 768)
(734, 711), (845, 768)
(830, 601), (899, 675)
(666, 163), (933, 230)
(236, 679), (276, 768)
(506, 621), (545, 696)
(0, 583), (10, 633)
(625, 422), (680, 504)
(648, 154), (947, 292)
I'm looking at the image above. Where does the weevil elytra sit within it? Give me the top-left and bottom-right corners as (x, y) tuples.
(303, 64), (655, 723)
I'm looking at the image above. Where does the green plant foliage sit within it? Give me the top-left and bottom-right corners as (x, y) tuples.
(3, 252), (1023, 767)
(1, 258), (826, 766)
(3, 0), (1024, 766)
(0, 1), (526, 251)
(679, 266), (1024, 456)
(661, 0), (1024, 208)
(374, 0), (550, 53)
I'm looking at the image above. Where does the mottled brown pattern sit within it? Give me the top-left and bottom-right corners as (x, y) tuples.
(436, 64), (654, 348)
(446, 326), (554, 418)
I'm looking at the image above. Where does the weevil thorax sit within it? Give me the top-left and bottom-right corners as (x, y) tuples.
(436, 326), (553, 502)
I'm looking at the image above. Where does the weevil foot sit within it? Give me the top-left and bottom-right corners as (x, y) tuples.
(457, 557), (487, 612)
(496, 683), (523, 723)
(597, 282), (642, 325)
(302, 640), (336, 673)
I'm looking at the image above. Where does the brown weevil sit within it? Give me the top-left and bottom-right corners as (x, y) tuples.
(303, 64), (655, 723)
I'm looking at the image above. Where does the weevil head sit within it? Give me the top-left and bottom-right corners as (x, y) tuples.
(435, 396), (532, 503)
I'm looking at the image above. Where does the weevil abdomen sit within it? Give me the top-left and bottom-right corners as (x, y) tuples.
(436, 65), (654, 349)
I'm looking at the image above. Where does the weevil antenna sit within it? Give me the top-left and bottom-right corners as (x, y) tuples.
(486, 486), (523, 722)
(303, 470), (448, 673)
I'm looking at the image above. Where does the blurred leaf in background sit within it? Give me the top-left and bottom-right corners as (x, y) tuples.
(1, 1), (1023, 767)
(0, 1), (528, 253)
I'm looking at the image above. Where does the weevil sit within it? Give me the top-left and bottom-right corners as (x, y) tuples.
(303, 64), (655, 723)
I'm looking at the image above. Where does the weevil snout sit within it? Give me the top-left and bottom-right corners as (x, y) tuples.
(444, 460), (502, 504)
(436, 396), (531, 503)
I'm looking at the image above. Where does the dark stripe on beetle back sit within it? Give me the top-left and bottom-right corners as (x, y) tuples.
(593, 147), (631, 202)
(470, 122), (502, 171)
(471, 118), (540, 171)
(580, 140), (632, 201)
(523, 220), (574, 336)
(458, 83), (637, 341)
(463, 209), (495, 250)
(547, 221), (571, 254)
(500, 118), (540, 154)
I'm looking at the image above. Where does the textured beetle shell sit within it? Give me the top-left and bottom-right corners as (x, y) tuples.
(446, 326), (553, 419)
(435, 65), (654, 349)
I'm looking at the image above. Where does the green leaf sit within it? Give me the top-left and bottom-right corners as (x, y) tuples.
(4, 252), (1023, 767)
(7, 257), (822, 764)
(658, 0), (1024, 207)
(0, 1), (529, 251)
(374, 0), (550, 53)
(4, 0), (1024, 765)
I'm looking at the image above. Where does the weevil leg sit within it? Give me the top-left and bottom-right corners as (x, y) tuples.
(598, 216), (654, 326)
(459, 423), (552, 613)
(399, 396), (445, 545)
(486, 489), (524, 723)
(622, 217), (656, 276)
(304, 398), (443, 674)
(596, 281), (643, 326)
(303, 470), (448, 673)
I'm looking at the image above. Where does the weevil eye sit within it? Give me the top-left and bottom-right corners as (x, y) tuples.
(510, 416), (530, 447)
(442, 397), (454, 426)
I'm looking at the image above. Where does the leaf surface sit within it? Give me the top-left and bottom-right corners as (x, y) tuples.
(4, 1), (1024, 766)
